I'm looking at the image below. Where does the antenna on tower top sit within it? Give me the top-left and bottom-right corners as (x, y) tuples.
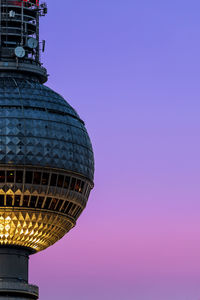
(0, 0), (48, 83)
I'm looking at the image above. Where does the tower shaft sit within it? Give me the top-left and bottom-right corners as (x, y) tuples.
(0, 247), (38, 299)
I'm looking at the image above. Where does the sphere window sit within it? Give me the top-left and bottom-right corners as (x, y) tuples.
(25, 171), (33, 184)
(75, 207), (82, 219)
(86, 187), (91, 198)
(56, 200), (63, 211)
(63, 176), (70, 189)
(33, 172), (41, 185)
(75, 180), (81, 193)
(43, 197), (51, 209)
(69, 203), (77, 215)
(15, 195), (21, 207)
(61, 200), (69, 213)
(0, 195), (4, 206)
(50, 174), (57, 186)
(41, 173), (49, 185)
(0, 171), (5, 183)
(49, 198), (57, 210)
(7, 171), (14, 183)
(57, 175), (64, 188)
(30, 196), (37, 208)
(70, 178), (76, 191)
(80, 181), (85, 194)
(84, 185), (89, 196)
(6, 195), (13, 206)
(65, 202), (73, 214)
(36, 196), (44, 208)
(74, 206), (81, 218)
(16, 171), (23, 183)
(23, 195), (29, 207)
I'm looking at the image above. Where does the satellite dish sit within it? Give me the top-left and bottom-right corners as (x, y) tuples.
(27, 37), (38, 49)
(14, 46), (25, 58)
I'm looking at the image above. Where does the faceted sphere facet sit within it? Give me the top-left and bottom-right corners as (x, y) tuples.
(0, 75), (94, 251)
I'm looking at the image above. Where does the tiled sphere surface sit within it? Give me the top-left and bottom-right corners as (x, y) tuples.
(0, 75), (94, 181)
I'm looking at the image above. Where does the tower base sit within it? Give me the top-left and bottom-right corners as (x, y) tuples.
(0, 247), (38, 300)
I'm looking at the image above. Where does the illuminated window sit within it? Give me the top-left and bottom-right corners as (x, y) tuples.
(7, 171), (14, 183)
(0, 171), (5, 183)
(75, 179), (81, 193)
(6, 195), (13, 206)
(50, 174), (57, 186)
(25, 171), (33, 184)
(63, 176), (70, 189)
(0, 195), (4, 206)
(15, 195), (21, 207)
(16, 171), (23, 183)
(33, 172), (41, 185)
(41, 173), (49, 185)
(70, 178), (76, 190)
(57, 175), (64, 188)
(23, 195), (29, 207)
(36, 196), (44, 208)
(43, 197), (51, 209)
(30, 196), (37, 208)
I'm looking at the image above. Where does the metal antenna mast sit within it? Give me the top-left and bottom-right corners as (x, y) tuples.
(0, 0), (47, 83)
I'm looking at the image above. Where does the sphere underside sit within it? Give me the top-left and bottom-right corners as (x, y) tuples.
(0, 210), (73, 251)
(0, 75), (94, 251)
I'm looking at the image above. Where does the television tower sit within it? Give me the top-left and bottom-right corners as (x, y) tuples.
(0, 1), (94, 299)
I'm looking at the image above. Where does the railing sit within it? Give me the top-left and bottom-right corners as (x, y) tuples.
(0, 281), (39, 297)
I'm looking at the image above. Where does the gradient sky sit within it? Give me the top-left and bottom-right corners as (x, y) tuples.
(29, 1), (200, 299)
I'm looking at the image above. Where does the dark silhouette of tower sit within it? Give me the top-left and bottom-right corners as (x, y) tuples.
(0, 1), (94, 299)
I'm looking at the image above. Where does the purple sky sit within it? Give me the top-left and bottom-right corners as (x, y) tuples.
(30, 1), (200, 299)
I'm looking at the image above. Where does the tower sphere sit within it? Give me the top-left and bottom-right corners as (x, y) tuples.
(0, 73), (94, 252)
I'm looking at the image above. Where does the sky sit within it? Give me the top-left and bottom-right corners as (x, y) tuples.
(30, 1), (200, 299)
